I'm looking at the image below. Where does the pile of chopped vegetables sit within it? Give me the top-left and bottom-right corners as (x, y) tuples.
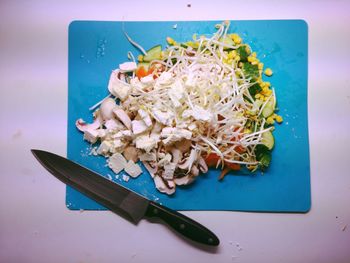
(76, 21), (283, 195)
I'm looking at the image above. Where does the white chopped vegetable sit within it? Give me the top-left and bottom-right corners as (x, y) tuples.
(97, 140), (113, 155)
(135, 135), (158, 153)
(113, 108), (132, 129)
(119, 61), (137, 72)
(108, 70), (131, 101)
(108, 153), (127, 174)
(131, 119), (149, 135)
(104, 119), (124, 132)
(83, 129), (99, 144)
(138, 109), (153, 127)
(124, 160), (142, 178)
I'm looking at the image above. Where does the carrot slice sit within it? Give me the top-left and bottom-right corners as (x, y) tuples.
(136, 66), (148, 79)
(218, 167), (231, 180)
(205, 153), (221, 167)
(224, 162), (240, 170)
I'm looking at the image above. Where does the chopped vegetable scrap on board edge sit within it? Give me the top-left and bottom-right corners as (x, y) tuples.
(76, 21), (283, 195)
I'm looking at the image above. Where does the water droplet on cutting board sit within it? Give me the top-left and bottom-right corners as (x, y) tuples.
(96, 38), (107, 58)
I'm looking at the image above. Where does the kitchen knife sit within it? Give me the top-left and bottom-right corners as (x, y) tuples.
(31, 149), (220, 246)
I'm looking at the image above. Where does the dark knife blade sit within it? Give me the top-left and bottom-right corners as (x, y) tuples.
(31, 149), (220, 246)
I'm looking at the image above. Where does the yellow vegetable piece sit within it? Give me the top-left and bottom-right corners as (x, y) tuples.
(275, 115), (283, 123)
(138, 55), (144, 62)
(245, 45), (251, 55)
(230, 33), (242, 44)
(228, 50), (236, 59)
(258, 62), (264, 70)
(166, 37), (175, 45)
(264, 68), (273, 76)
(266, 117), (275, 124)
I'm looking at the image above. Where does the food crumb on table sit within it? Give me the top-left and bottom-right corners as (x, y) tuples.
(342, 224), (347, 231)
(231, 255), (238, 261)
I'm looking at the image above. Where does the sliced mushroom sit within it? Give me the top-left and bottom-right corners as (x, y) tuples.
(174, 174), (194, 186)
(75, 113), (102, 132)
(197, 156), (208, 173)
(190, 165), (199, 177)
(100, 98), (117, 120)
(178, 149), (198, 171)
(171, 148), (183, 164)
(142, 161), (158, 178)
(153, 175), (175, 195)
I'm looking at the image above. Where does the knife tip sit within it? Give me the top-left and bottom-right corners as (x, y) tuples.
(31, 149), (40, 156)
(31, 149), (49, 159)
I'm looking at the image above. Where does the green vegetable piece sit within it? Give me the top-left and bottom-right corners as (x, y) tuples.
(180, 43), (188, 48)
(248, 83), (262, 97)
(219, 36), (235, 50)
(259, 153), (271, 168)
(261, 131), (274, 150)
(242, 62), (260, 80)
(254, 144), (272, 169)
(143, 45), (162, 62)
(262, 99), (275, 118)
(236, 45), (249, 61)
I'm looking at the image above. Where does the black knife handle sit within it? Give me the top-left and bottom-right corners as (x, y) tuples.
(145, 201), (220, 246)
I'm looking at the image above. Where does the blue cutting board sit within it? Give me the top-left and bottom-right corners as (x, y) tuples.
(67, 20), (310, 212)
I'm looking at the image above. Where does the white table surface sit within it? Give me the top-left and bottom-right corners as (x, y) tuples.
(1, 1), (350, 262)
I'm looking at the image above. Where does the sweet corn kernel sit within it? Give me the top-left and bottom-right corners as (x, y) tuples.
(264, 81), (271, 88)
(138, 55), (144, 62)
(166, 37), (175, 45)
(275, 115), (283, 123)
(264, 68), (273, 76)
(265, 89), (272, 96)
(251, 60), (258, 65)
(258, 62), (264, 70)
(231, 34), (242, 44)
(244, 128), (252, 134)
(255, 94), (261, 99)
(235, 55), (241, 61)
(251, 52), (257, 57)
(228, 50), (236, 59)
(266, 117), (275, 124)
